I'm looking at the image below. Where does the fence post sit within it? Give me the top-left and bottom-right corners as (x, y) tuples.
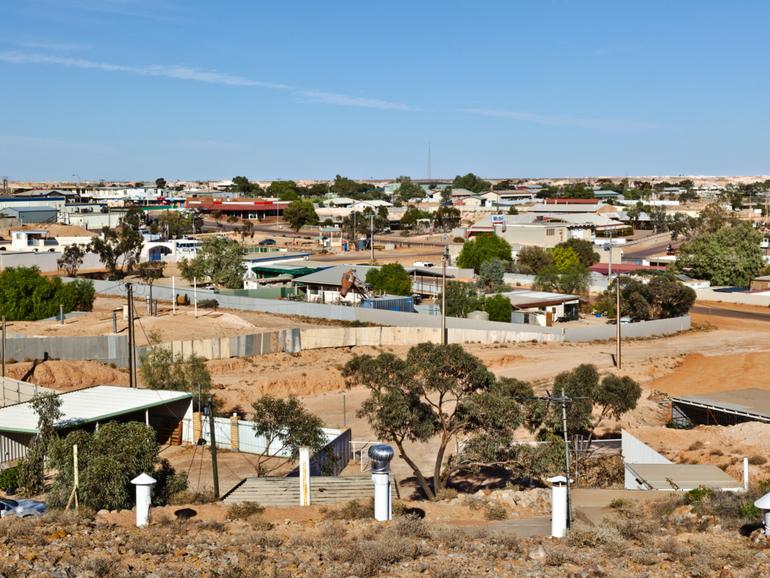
(192, 411), (202, 442)
(299, 447), (311, 506)
(230, 413), (239, 451)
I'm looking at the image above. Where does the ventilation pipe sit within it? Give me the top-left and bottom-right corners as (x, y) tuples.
(131, 473), (156, 527)
(547, 475), (571, 538)
(368, 444), (394, 521)
(744, 457), (750, 492)
(755, 492), (770, 536)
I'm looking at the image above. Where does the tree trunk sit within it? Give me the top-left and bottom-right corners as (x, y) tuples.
(432, 433), (450, 497)
(395, 441), (434, 500)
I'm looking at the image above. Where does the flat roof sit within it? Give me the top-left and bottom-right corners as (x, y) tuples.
(500, 289), (580, 308)
(626, 463), (741, 491)
(670, 388), (770, 422)
(0, 385), (192, 434)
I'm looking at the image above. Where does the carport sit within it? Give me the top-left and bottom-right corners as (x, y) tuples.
(670, 388), (770, 427)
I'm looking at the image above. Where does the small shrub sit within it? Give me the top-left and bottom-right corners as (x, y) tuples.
(169, 490), (217, 504)
(324, 498), (373, 520)
(484, 503), (508, 520)
(684, 486), (714, 506)
(0, 465), (21, 491)
(687, 441), (705, 451)
(227, 501), (265, 520)
(390, 515), (429, 539)
(198, 299), (219, 309)
(436, 488), (458, 501)
(749, 455), (767, 465)
(709, 448), (724, 456)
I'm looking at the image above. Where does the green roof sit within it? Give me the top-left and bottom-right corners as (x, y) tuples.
(251, 265), (324, 277)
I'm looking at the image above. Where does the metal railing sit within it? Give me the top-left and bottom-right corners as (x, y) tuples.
(350, 440), (385, 472)
(0, 377), (53, 407)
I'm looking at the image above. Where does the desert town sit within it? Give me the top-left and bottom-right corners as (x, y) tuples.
(0, 172), (769, 575)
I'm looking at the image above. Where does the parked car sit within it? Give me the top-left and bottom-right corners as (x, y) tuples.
(413, 261), (435, 268)
(0, 498), (46, 518)
(258, 238), (277, 246)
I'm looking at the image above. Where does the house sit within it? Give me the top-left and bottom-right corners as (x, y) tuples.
(8, 225), (95, 253)
(0, 385), (193, 466)
(141, 238), (202, 262)
(499, 289), (581, 326)
(185, 198), (286, 220)
(0, 206), (58, 225)
(467, 214), (594, 248)
(0, 196), (67, 213)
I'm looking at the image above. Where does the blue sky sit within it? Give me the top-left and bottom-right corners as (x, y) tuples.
(1, 0), (770, 181)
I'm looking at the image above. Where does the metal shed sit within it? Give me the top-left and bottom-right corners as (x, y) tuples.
(670, 388), (770, 427)
(0, 206), (58, 225)
(0, 385), (192, 465)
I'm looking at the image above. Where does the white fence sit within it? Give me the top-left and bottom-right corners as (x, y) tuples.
(1, 377), (55, 407)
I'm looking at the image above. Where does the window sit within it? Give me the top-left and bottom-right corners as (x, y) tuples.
(546, 228), (555, 236)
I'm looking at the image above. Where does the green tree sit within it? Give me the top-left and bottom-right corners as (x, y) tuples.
(555, 239), (599, 268)
(18, 392), (63, 495)
(482, 294), (512, 322)
(394, 177), (425, 203)
(456, 235), (512, 273)
(250, 395), (327, 475)
(534, 263), (589, 294)
(676, 224), (763, 287)
(507, 206), (519, 215)
(179, 236), (245, 289)
(476, 258), (507, 293)
(155, 177), (167, 189)
(136, 261), (165, 306)
(343, 343), (527, 498)
(400, 207), (432, 230)
(365, 263), (412, 296)
(548, 246), (582, 271)
(439, 281), (484, 318)
(0, 268), (94, 320)
(90, 225), (144, 279)
(57, 244), (86, 276)
(157, 211), (201, 238)
(452, 173), (491, 193)
(433, 206), (461, 231)
(231, 176), (259, 195)
(268, 180), (300, 201)
(284, 199), (319, 232)
(47, 422), (187, 510)
(140, 348), (212, 406)
(329, 175), (371, 197)
(597, 275), (696, 320)
(515, 246), (553, 275)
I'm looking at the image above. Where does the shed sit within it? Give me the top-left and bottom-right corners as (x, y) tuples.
(0, 385), (192, 465)
(0, 206), (58, 225)
(670, 388), (770, 427)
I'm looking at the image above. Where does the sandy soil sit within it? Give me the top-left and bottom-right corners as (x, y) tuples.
(8, 296), (331, 346)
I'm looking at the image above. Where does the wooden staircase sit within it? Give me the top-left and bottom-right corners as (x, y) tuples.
(222, 475), (390, 506)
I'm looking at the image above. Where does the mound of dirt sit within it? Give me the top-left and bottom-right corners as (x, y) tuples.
(6, 360), (129, 391)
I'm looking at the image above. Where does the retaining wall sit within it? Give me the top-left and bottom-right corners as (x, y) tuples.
(695, 287), (770, 307)
(3, 334), (130, 367)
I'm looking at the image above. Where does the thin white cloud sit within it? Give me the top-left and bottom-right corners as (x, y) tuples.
(16, 40), (89, 52)
(0, 50), (415, 112)
(462, 107), (660, 131)
(300, 90), (414, 111)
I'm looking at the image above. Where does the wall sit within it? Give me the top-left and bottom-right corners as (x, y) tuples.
(0, 251), (102, 273)
(3, 334), (130, 367)
(695, 287), (770, 307)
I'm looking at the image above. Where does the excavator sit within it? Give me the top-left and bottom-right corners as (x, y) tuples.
(340, 269), (372, 301)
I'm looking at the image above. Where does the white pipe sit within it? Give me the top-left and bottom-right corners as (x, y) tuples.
(744, 457), (750, 492)
(551, 483), (568, 538)
(372, 473), (391, 521)
(299, 447), (311, 506)
(131, 474), (156, 528)
(172, 276), (176, 315)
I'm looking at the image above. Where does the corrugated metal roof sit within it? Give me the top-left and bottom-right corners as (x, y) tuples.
(0, 385), (191, 434)
(671, 388), (770, 422)
(626, 463), (741, 491)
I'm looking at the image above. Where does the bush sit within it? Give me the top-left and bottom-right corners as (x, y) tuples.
(749, 454), (767, 465)
(0, 267), (95, 320)
(324, 499), (373, 520)
(227, 502), (265, 520)
(198, 298), (219, 309)
(0, 465), (21, 491)
(483, 502), (508, 520)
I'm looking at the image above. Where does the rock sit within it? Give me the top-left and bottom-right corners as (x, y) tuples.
(527, 545), (546, 561)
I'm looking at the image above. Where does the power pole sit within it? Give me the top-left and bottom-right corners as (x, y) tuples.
(1, 316), (6, 381)
(126, 283), (137, 388)
(616, 274), (622, 369)
(207, 397), (220, 499)
(441, 245), (448, 345)
(560, 387), (572, 529)
(369, 212), (375, 264)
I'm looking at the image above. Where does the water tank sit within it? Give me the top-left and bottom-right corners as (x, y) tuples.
(467, 310), (489, 321)
(368, 444), (394, 474)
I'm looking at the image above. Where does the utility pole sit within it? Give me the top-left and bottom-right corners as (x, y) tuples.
(616, 273), (622, 369)
(126, 283), (137, 388)
(441, 245), (448, 345)
(369, 212), (375, 264)
(1, 316), (6, 380)
(559, 387), (573, 529)
(207, 397), (220, 499)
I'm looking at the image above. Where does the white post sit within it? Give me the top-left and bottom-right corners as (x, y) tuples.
(368, 444), (394, 522)
(131, 473), (157, 528)
(744, 457), (750, 492)
(145, 408), (150, 427)
(172, 276), (176, 315)
(756, 493), (770, 535)
(547, 475), (569, 538)
(299, 447), (311, 506)
(193, 277), (198, 318)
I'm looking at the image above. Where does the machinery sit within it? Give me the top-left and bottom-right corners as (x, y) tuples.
(340, 269), (371, 301)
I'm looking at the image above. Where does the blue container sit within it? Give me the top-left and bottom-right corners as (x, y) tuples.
(361, 296), (415, 313)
